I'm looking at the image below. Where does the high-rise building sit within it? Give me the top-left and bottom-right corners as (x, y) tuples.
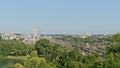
(32, 27), (38, 39)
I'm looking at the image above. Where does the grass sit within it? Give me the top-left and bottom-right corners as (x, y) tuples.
(5, 55), (30, 60)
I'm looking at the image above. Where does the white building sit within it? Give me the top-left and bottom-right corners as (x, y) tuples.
(80, 33), (91, 38)
(32, 27), (38, 39)
(2, 33), (17, 40)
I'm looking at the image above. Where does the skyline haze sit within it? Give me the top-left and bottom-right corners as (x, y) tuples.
(0, 0), (120, 34)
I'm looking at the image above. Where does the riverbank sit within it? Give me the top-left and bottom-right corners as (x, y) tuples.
(0, 55), (30, 60)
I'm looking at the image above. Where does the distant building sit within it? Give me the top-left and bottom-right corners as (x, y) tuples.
(32, 27), (38, 39)
(80, 33), (91, 38)
(2, 33), (17, 40)
(1, 28), (41, 44)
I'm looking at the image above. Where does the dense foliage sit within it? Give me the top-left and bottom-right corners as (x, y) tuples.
(0, 34), (120, 68)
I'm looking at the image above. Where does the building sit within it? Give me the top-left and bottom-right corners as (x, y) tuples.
(2, 33), (17, 40)
(80, 33), (91, 38)
(32, 27), (38, 39)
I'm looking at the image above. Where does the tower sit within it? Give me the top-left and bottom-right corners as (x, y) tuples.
(32, 27), (37, 39)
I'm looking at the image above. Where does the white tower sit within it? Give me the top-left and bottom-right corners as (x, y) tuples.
(32, 27), (37, 39)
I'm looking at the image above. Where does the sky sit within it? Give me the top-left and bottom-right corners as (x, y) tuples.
(0, 0), (120, 34)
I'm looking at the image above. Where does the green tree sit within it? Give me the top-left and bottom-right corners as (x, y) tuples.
(68, 49), (82, 61)
(106, 44), (120, 54)
(30, 50), (38, 57)
(24, 57), (53, 68)
(35, 39), (53, 61)
(110, 33), (120, 44)
(6, 63), (24, 68)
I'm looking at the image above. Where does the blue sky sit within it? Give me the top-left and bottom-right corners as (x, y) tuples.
(0, 0), (120, 34)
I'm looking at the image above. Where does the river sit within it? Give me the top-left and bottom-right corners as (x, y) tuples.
(0, 57), (23, 68)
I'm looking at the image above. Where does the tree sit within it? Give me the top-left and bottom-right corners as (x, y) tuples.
(106, 44), (120, 54)
(52, 44), (65, 61)
(35, 39), (53, 61)
(0, 35), (2, 40)
(6, 63), (24, 68)
(68, 49), (82, 61)
(24, 57), (53, 68)
(110, 33), (120, 44)
(30, 50), (38, 57)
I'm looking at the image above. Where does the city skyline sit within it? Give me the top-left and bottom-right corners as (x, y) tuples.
(0, 0), (120, 34)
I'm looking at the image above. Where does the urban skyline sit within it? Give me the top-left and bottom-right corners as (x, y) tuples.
(0, 27), (118, 35)
(1, 1), (120, 68)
